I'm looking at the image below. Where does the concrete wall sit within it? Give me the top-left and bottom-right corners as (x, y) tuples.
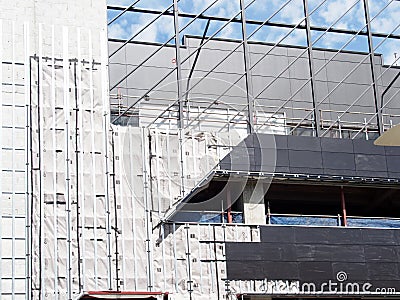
(0, 0), (107, 299)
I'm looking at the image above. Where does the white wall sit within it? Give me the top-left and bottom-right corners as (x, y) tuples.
(0, 0), (107, 299)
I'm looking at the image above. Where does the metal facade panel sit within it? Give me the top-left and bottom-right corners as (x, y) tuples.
(320, 137), (354, 153)
(287, 135), (321, 151)
(226, 226), (400, 289)
(322, 151), (356, 170)
(288, 150), (323, 168)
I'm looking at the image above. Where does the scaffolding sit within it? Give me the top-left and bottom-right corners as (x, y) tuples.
(107, 0), (400, 138)
(1, 0), (400, 299)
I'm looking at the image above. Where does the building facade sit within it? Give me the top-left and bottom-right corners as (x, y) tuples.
(1, 0), (400, 299)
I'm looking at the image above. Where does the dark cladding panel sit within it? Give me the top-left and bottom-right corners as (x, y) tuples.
(320, 137), (354, 153)
(361, 229), (398, 245)
(322, 152), (355, 170)
(275, 149), (289, 167)
(288, 150), (323, 169)
(294, 226), (335, 244)
(274, 134), (288, 149)
(294, 226), (364, 245)
(298, 262), (333, 281)
(353, 139), (386, 155)
(367, 263), (400, 280)
(321, 227), (363, 244)
(386, 155), (400, 173)
(330, 245), (365, 262)
(287, 135), (321, 151)
(260, 225), (295, 243)
(385, 146), (400, 156)
(226, 226), (400, 290)
(256, 134), (277, 149)
(226, 260), (263, 279)
(219, 133), (400, 178)
(294, 244), (333, 261)
(261, 261), (300, 280)
(355, 154), (387, 172)
(331, 262), (369, 281)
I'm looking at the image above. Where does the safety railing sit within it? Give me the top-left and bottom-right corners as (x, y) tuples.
(108, 0), (400, 138)
(110, 93), (396, 140)
(267, 213), (400, 229)
(166, 211), (400, 228)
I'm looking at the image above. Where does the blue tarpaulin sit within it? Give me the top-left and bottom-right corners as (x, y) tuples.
(270, 215), (339, 226)
(347, 217), (400, 228)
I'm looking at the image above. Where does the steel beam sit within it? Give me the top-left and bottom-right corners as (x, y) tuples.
(240, 0), (255, 134)
(363, 0), (383, 134)
(107, 5), (400, 41)
(303, 0), (321, 136)
(173, 0), (184, 129)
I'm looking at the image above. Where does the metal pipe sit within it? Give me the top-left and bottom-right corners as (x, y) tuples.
(52, 25), (59, 298)
(111, 131), (120, 290)
(227, 186), (232, 224)
(77, 29), (87, 291)
(353, 75), (400, 138)
(141, 128), (154, 290)
(110, 0), (220, 94)
(110, 2), (176, 58)
(173, 0), (184, 129)
(147, 0), (290, 127)
(108, 0), (142, 26)
(111, 0), (229, 123)
(290, 15), (400, 136)
(185, 0), (345, 131)
(185, 225), (193, 300)
(362, 0), (383, 134)
(320, 23), (400, 137)
(107, 5), (400, 41)
(23, 22), (32, 300)
(184, 19), (211, 105)
(88, 31), (99, 290)
(38, 25), (45, 299)
(381, 69), (400, 108)
(255, 0), (393, 132)
(181, 0), (306, 130)
(240, 0), (255, 134)
(63, 27), (73, 300)
(341, 186), (347, 227)
(28, 55), (35, 300)
(302, 0), (320, 136)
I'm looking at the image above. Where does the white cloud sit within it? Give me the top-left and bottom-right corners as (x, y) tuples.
(107, 0), (400, 64)
(108, 19), (129, 39)
(379, 41), (400, 65)
(318, 0), (364, 30)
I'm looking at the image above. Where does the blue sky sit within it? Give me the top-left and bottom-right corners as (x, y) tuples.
(107, 0), (400, 64)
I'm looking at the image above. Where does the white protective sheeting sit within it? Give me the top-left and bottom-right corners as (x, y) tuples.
(1, 6), (263, 300)
(112, 125), (260, 299)
(29, 25), (113, 298)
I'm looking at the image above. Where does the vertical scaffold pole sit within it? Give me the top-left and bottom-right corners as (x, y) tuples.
(340, 186), (347, 227)
(240, 0), (255, 134)
(173, 0), (184, 129)
(303, 0), (321, 137)
(363, 0), (383, 135)
(173, 0), (186, 198)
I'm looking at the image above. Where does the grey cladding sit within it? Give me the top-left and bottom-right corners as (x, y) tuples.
(220, 133), (400, 180)
(226, 226), (400, 286)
